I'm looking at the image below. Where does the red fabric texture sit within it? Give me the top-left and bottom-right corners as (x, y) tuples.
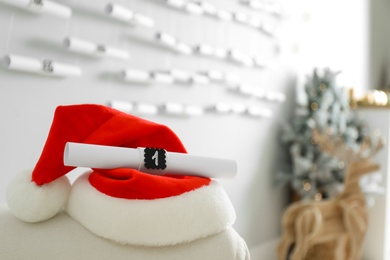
(32, 104), (210, 199)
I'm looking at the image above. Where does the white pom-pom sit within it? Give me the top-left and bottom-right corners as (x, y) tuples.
(6, 170), (71, 223)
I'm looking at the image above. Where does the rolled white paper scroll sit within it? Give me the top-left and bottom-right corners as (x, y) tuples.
(184, 2), (203, 15)
(166, 0), (185, 9)
(64, 142), (237, 179)
(175, 42), (193, 55)
(135, 103), (158, 115)
(214, 48), (228, 59)
(246, 107), (273, 118)
(0, 0), (72, 18)
(265, 91), (286, 102)
(211, 103), (232, 114)
(245, 0), (263, 9)
(191, 74), (210, 85)
(1, 54), (41, 73)
(151, 71), (174, 84)
(108, 100), (134, 113)
(120, 69), (151, 83)
(133, 13), (155, 28)
(63, 37), (96, 54)
(105, 4), (154, 28)
(224, 73), (241, 85)
(65, 37), (130, 59)
(237, 84), (254, 96)
(97, 45), (130, 60)
(233, 12), (248, 24)
(227, 50), (254, 67)
(215, 10), (233, 21)
(195, 44), (214, 56)
(200, 2), (216, 15)
(184, 105), (204, 116)
(162, 102), (184, 116)
(1, 54), (81, 77)
(247, 16), (262, 28)
(201, 70), (224, 82)
(170, 70), (191, 83)
(29, 0), (72, 18)
(231, 104), (247, 114)
(0, 0), (31, 8)
(155, 32), (177, 47)
(228, 49), (246, 64)
(49, 60), (82, 77)
(105, 3), (133, 22)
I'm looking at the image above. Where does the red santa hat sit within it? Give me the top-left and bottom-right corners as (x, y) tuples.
(6, 104), (235, 246)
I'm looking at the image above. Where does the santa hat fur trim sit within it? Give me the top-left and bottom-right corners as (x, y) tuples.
(67, 171), (236, 246)
(6, 170), (71, 223)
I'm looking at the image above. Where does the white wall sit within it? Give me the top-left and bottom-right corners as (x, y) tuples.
(369, 0), (390, 90)
(0, 0), (296, 249)
(279, 0), (369, 100)
(358, 109), (390, 260)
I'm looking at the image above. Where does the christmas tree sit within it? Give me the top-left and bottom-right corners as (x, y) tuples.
(279, 68), (369, 201)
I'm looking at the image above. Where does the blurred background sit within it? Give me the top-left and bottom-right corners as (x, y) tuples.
(1, 0), (389, 259)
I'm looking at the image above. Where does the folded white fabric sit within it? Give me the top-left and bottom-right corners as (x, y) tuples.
(0, 204), (249, 260)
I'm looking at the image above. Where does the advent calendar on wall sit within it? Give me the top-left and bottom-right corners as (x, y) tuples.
(0, 0), (296, 249)
(0, 0), (287, 119)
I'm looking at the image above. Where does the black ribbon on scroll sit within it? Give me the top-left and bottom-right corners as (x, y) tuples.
(144, 148), (167, 170)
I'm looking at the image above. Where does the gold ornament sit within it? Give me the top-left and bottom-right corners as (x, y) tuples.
(311, 102), (318, 110)
(338, 161), (345, 169)
(303, 180), (311, 191)
(314, 192), (323, 201)
(355, 90), (389, 107)
(348, 88), (358, 109)
(319, 83), (327, 92)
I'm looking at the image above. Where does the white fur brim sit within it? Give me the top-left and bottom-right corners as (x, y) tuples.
(6, 170), (71, 223)
(66, 171), (236, 246)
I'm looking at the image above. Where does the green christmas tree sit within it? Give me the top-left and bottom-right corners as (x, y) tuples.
(279, 68), (368, 201)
